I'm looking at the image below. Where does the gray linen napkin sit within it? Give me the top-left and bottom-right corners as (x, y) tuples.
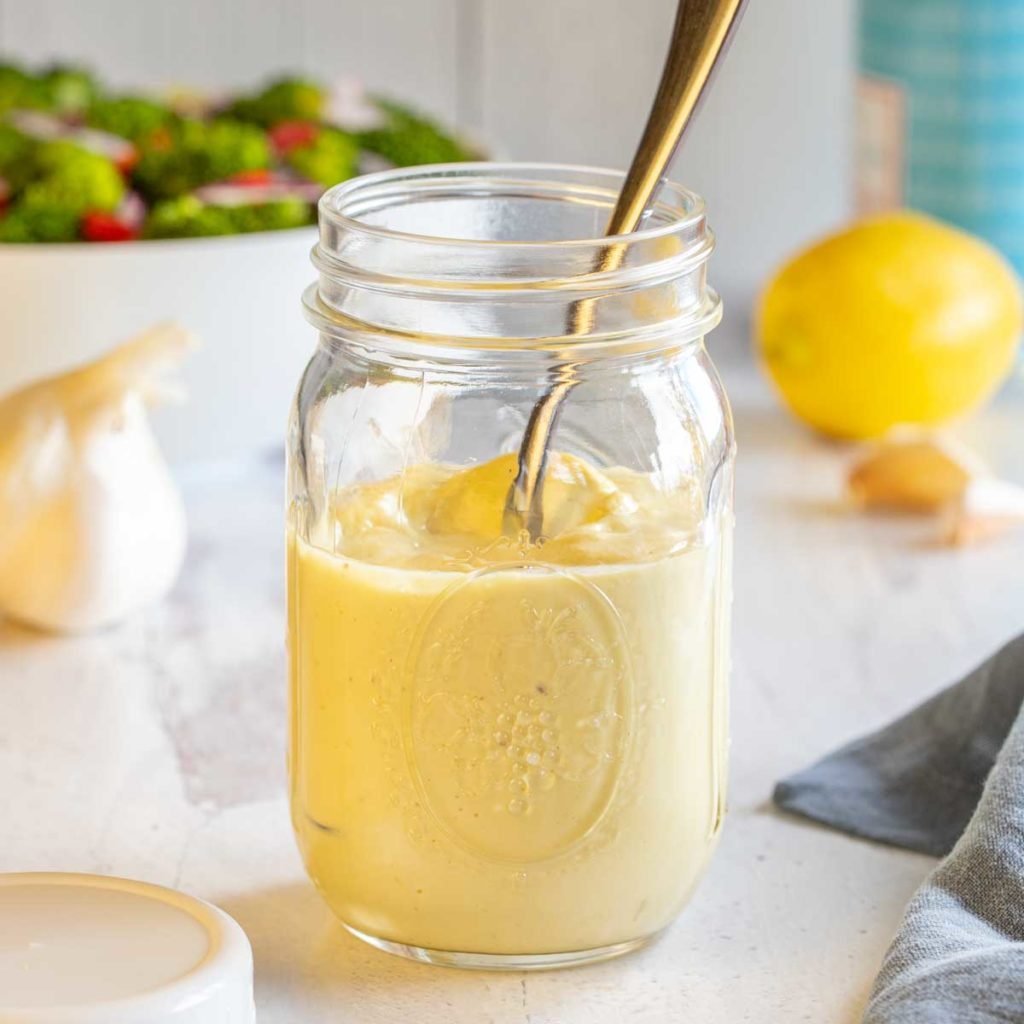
(773, 632), (1024, 1023)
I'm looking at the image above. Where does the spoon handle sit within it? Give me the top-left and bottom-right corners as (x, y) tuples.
(505, 0), (748, 540)
(609, 0), (749, 237)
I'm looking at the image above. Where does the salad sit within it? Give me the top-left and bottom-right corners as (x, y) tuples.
(0, 63), (478, 243)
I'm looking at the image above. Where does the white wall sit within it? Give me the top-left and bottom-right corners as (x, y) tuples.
(0, 0), (855, 327)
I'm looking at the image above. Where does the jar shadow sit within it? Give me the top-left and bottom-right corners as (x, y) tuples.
(218, 883), (521, 1003)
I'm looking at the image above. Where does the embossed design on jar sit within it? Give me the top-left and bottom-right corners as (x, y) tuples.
(403, 564), (634, 864)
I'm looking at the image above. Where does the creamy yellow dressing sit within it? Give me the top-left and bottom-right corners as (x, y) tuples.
(288, 453), (730, 955)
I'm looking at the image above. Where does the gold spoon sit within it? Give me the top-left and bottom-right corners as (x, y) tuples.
(504, 0), (749, 540)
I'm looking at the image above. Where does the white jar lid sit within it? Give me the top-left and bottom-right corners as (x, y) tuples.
(0, 873), (254, 1023)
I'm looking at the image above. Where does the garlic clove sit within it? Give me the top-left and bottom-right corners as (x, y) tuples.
(0, 324), (195, 633)
(845, 434), (1024, 547)
(847, 436), (979, 513)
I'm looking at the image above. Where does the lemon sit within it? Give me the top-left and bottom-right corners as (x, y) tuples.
(756, 212), (1023, 439)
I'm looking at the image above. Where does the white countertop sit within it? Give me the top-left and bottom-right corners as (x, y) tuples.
(2, 354), (1022, 1023)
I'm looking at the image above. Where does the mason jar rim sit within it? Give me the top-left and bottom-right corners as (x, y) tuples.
(307, 162), (721, 355)
(317, 162), (708, 251)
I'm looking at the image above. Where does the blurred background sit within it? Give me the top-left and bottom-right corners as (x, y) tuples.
(1, 0), (1020, 492)
(0, 0), (853, 322)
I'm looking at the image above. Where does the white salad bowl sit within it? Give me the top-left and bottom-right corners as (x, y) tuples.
(0, 227), (318, 465)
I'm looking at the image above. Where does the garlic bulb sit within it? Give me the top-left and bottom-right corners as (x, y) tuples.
(0, 324), (196, 632)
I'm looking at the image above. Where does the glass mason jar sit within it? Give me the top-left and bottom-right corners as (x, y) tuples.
(287, 164), (734, 970)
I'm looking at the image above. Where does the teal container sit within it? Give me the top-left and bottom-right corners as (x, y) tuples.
(857, 0), (1024, 275)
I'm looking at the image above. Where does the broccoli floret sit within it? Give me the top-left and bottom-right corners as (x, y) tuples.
(87, 95), (175, 143)
(0, 123), (33, 179)
(131, 118), (270, 200)
(0, 203), (80, 242)
(358, 98), (476, 167)
(40, 65), (99, 114)
(284, 127), (358, 188)
(0, 63), (97, 115)
(226, 197), (313, 233)
(142, 195), (232, 238)
(227, 77), (324, 127)
(143, 194), (312, 239)
(0, 137), (125, 242)
(0, 141), (125, 241)
(21, 140), (124, 213)
(0, 63), (49, 114)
